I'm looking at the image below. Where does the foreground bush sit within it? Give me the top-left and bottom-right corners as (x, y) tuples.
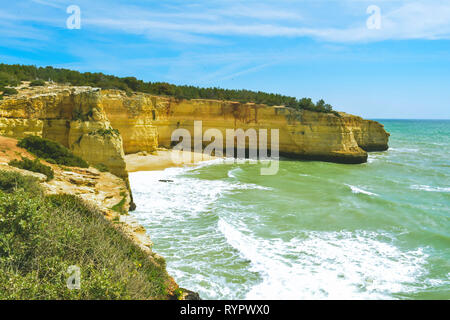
(17, 136), (88, 168)
(0, 171), (42, 196)
(9, 157), (54, 181)
(0, 170), (170, 299)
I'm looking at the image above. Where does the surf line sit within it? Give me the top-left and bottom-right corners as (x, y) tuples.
(171, 120), (280, 175)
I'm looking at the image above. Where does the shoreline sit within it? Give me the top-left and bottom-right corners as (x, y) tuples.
(125, 149), (220, 172)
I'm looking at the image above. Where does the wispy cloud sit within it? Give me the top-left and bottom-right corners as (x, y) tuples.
(2, 0), (450, 44)
(82, 1), (450, 43)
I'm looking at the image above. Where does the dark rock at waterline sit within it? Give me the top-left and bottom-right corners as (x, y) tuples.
(168, 288), (201, 300)
(159, 179), (174, 183)
(183, 288), (201, 300)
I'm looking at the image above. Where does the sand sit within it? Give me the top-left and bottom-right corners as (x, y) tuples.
(125, 149), (220, 172)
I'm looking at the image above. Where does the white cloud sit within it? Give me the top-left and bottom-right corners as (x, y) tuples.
(79, 0), (450, 43)
(2, 0), (450, 44)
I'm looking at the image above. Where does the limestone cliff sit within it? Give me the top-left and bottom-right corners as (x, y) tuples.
(0, 84), (389, 168)
(100, 90), (390, 164)
(0, 85), (128, 178)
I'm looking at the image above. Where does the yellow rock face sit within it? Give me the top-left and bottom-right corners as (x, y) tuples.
(0, 118), (43, 138)
(99, 90), (158, 154)
(101, 93), (390, 164)
(0, 85), (390, 168)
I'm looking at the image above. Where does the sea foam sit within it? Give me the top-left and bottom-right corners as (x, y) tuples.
(218, 219), (428, 300)
(346, 184), (378, 196)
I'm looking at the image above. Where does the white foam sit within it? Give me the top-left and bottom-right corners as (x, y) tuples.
(410, 185), (450, 193)
(346, 184), (378, 196)
(367, 154), (385, 163)
(389, 147), (419, 153)
(218, 219), (428, 300)
(129, 166), (271, 221)
(228, 167), (243, 179)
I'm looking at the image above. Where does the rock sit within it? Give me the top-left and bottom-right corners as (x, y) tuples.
(182, 289), (201, 300)
(0, 84), (389, 166)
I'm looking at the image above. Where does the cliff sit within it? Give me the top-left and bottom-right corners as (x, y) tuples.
(99, 89), (390, 164)
(0, 84), (389, 172)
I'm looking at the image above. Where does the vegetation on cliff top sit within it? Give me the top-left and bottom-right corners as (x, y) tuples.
(17, 136), (89, 168)
(8, 157), (54, 181)
(0, 63), (335, 113)
(0, 170), (171, 299)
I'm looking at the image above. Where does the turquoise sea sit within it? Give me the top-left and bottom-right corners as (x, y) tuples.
(129, 120), (450, 299)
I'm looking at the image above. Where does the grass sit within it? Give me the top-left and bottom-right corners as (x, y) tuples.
(17, 135), (89, 168)
(0, 170), (171, 299)
(8, 157), (54, 181)
(111, 196), (127, 215)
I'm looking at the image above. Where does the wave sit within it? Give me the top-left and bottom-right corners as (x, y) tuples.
(389, 147), (420, 153)
(410, 185), (450, 193)
(218, 219), (428, 299)
(129, 166), (271, 220)
(346, 184), (378, 196)
(228, 167), (243, 179)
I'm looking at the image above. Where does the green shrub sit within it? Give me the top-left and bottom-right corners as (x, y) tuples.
(9, 157), (54, 181)
(1, 87), (18, 96)
(17, 136), (88, 168)
(29, 79), (46, 86)
(0, 170), (42, 196)
(111, 196), (127, 214)
(94, 163), (109, 172)
(0, 170), (170, 300)
(45, 158), (57, 164)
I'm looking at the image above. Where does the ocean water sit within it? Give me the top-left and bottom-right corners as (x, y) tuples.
(129, 120), (450, 300)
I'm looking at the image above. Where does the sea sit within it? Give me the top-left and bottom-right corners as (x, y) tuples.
(129, 120), (450, 299)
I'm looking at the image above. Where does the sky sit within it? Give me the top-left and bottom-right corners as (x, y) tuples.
(0, 0), (449, 119)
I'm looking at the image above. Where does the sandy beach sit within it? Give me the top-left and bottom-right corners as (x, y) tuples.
(125, 149), (220, 172)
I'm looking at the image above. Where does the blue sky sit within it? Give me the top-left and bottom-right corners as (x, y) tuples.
(1, 0), (449, 119)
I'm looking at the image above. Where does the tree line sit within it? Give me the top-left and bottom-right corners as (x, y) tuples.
(0, 63), (336, 113)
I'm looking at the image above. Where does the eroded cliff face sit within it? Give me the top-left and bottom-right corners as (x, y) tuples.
(100, 91), (390, 164)
(0, 84), (389, 168)
(0, 86), (128, 178)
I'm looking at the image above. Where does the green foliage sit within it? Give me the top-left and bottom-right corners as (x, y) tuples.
(8, 157), (54, 181)
(94, 163), (109, 173)
(1, 87), (18, 96)
(173, 288), (184, 300)
(0, 63), (335, 113)
(29, 79), (46, 86)
(0, 170), (170, 299)
(111, 196), (127, 215)
(0, 170), (42, 196)
(0, 71), (20, 87)
(17, 135), (88, 168)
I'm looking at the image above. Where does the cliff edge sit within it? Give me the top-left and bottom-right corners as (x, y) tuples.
(0, 84), (389, 173)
